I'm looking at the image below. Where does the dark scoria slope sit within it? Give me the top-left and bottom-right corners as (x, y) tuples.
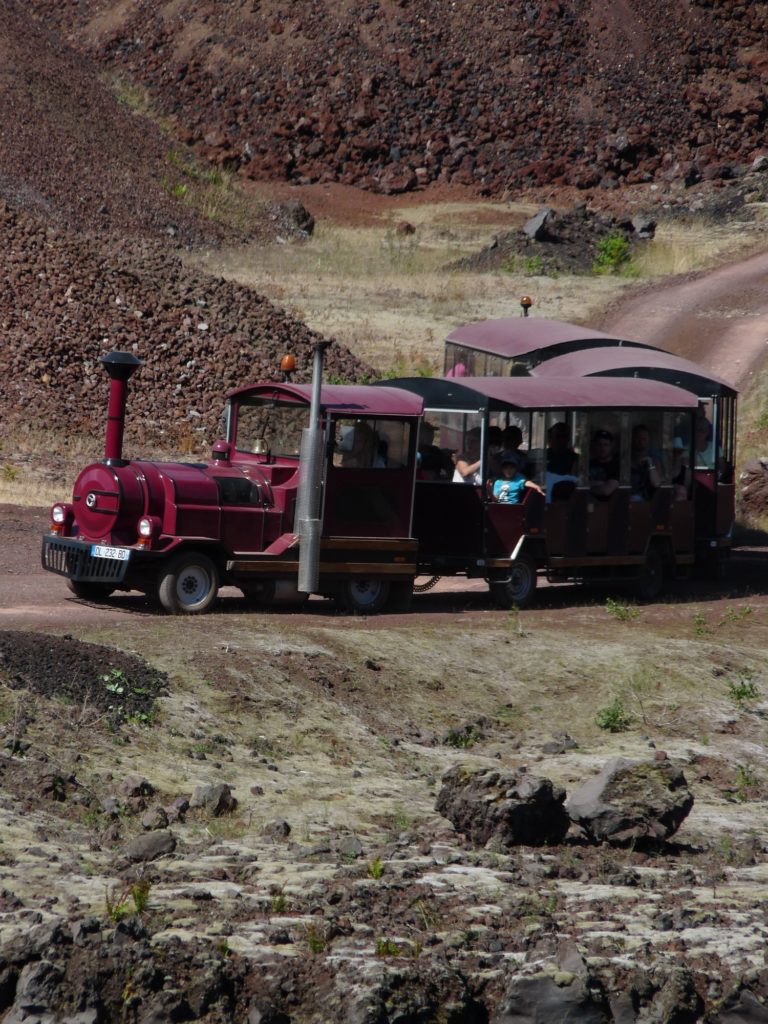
(27, 0), (768, 195)
(0, 0), (225, 243)
(0, 200), (371, 448)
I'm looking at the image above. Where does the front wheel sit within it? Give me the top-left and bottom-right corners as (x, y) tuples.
(67, 580), (115, 602)
(488, 557), (537, 609)
(158, 552), (220, 614)
(336, 579), (390, 615)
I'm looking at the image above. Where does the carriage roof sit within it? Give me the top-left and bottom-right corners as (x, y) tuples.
(382, 375), (699, 411)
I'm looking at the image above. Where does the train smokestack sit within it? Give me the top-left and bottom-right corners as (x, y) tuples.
(101, 351), (141, 465)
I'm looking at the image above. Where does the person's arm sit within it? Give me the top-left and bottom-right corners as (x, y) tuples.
(591, 478), (619, 498)
(524, 479), (544, 496)
(454, 456), (481, 480)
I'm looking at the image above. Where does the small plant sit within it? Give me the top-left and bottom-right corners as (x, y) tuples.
(727, 675), (760, 705)
(444, 724), (482, 749)
(270, 891), (288, 913)
(131, 879), (152, 914)
(305, 923), (327, 954)
(718, 605), (753, 625)
(375, 937), (401, 957)
(105, 885), (131, 923)
(595, 696), (633, 733)
(523, 255), (543, 275)
(367, 856), (384, 880)
(731, 763), (759, 802)
(593, 232), (631, 274)
(605, 598), (640, 622)
(101, 667), (127, 694)
(1, 463), (19, 483)
(692, 612), (710, 637)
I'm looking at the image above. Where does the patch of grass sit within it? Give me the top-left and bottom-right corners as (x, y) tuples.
(604, 597), (640, 622)
(727, 675), (760, 705)
(595, 696), (633, 733)
(367, 856), (384, 880)
(1, 464), (19, 483)
(375, 937), (401, 957)
(692, 612), (710, 637)
(270, 892), (288, 913)
(305, 923), (327, 954)
(131, 879), (152, 914)
(444, 724), (482, 749)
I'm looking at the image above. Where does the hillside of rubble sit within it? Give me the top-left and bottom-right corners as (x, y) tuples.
(27, 0), (768, 195)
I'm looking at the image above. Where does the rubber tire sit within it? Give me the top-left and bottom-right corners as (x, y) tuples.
(240, 580), (277, 605)
(634, 546), (665, 601)
(488, 557), (537, 609)
(386, 580), (414, 614)
(336, 579), (390, 615)
(67, 580), (115, 602)
(158, 552), (220, 615)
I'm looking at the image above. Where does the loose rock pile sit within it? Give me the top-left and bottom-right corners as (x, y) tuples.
(0, 200), (370, 449)
(26, 0), (768, 195)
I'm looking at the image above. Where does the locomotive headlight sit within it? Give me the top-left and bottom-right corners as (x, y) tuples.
(50, 503), (73, 533)
(136, 515), (161, 547)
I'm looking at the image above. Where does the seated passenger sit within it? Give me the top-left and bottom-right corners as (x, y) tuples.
(340, 422), (385, 468)
(417, 421), (444, 479)
(492, 454), (544, 504)
(545, 422), (579, 500)
(670, 436), (691, 501)
(589, 429), (620, 499)
(630, 424), (662, 501)
(453, 426), (483, 484)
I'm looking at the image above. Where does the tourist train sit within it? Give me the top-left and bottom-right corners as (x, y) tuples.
(42, 315), (736, 613)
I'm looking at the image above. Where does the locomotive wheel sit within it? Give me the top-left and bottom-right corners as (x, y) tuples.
(67, 580), (115, 602)
(336, 578), (390, 615)
(634, 546), (665, 601)
(158, 552), (219, 614)
(488, 557), (537, 609)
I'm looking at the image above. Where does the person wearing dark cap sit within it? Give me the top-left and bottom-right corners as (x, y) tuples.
(492, 452), (544, 504)
(589, 429), (620, 499)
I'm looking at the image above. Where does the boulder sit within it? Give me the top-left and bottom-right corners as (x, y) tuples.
(189, 782), (237, 816)
(567, 757), (693, 844)
(122, 829), (177, 863)
(436, 766), (569, 848)
(523, 207), (556, 241)
(491, 971), (606, 1024)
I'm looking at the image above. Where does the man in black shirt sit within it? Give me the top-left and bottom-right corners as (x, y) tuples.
(589, 429), (620, 499)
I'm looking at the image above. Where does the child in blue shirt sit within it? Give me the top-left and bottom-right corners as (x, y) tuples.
(492, 456), (544, 503)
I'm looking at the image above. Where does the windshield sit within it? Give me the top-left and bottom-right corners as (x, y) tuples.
(234, 398), (308, 458)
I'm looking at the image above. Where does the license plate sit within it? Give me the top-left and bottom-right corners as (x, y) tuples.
(91, 544), (130, 562)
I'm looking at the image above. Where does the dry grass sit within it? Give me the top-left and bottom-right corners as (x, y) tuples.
(631, 216), (766, 278)
(186, 200), (761, 374)
(186, 203), (636, 373)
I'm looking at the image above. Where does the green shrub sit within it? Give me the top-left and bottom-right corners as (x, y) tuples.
(595, 696), (633, 732)
(593, 232), (631, 274)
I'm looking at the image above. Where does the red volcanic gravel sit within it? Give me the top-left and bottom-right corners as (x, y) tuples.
(26, 0), (768, 195)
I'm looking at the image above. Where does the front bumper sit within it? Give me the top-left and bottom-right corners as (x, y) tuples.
(42, 535), (134, 584)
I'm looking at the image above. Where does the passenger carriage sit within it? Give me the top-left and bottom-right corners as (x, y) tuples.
(386, 374), (719, 606)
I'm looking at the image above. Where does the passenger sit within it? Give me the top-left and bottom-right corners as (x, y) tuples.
(546, 422), (578, 475)
(545, 422), (579, 501)
(589, 429), (620, 499)
(492, 454), (544, 504)
(340, 421), (384, 468)
(630, 424), (662, 500)
(693, 419), (717, 469)
(452, 426), (483, 483)
(670, 436), (690, 501)
(417, 421), (444, 479)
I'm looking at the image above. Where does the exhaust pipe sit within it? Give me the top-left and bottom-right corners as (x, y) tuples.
(296, 340), (331, 594)
(101, 351), (141, 465)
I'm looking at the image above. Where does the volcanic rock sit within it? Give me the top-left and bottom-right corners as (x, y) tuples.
(567, 757), (694, 844)
(436, 765), (569, 847)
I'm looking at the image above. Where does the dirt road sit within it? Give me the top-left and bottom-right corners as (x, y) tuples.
(599, 248), (768, 389)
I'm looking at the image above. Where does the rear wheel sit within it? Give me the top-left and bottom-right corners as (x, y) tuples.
(634, 546), (665, 601)
(488, 557), (537, 608)
(336, 578), (390, 615)
(67, 581), (115, 602)
(158, 552), (219, 614)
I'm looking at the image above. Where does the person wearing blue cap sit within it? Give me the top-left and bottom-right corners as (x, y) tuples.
(492, 452), (544, 504)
